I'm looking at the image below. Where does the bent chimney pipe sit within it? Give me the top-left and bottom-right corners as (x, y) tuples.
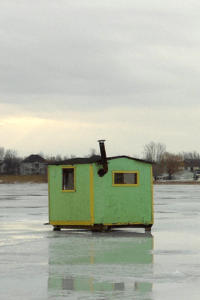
(98, 140), (108, 177)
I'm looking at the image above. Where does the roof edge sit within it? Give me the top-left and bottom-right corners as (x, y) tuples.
(48, 155), (153, 165)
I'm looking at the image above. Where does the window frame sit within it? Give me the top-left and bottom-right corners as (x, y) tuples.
(62, 166), (76, 192)
(112, 171), (139, 187)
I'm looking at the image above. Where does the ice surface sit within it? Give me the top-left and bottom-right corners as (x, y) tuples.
(0, 184), (200, 299)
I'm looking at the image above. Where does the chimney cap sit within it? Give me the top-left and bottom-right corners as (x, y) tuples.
(97, 139), (106, 143)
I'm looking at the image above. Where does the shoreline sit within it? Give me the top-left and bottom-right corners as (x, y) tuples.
(0, 174), (200, 185)
(153, 180), (200, 185)
(0, 174), (48, 184)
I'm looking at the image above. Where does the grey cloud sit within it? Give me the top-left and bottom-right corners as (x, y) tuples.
(1, 0), (200, 109)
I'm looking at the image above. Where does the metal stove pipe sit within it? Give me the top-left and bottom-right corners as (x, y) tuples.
(97, 140), (108, 177)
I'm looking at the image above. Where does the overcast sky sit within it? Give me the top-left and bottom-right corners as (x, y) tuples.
(1, 0), (200, 158)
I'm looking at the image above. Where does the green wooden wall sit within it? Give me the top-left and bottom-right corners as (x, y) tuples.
(48, 164), (91, 222)
(93, 158), (152, 225)
(48, 157), (153, 225)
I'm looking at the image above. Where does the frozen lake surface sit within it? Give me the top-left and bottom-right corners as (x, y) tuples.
(0, 184), (200, 299)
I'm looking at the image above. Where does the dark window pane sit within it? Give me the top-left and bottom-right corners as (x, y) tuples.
(62, 277), (74, 290)
(114, 282), (124, 291)
(114, 173), (124, 184)
(62, 168), (74, 190)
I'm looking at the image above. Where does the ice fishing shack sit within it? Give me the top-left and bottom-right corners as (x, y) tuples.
(48, 140), (154, 232)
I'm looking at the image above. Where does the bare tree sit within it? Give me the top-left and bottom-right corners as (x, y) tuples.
(83, 148), (100, 158)
(143, 142), (166, 180)
(160, 152), (185, 180)
(4, 149), (20, 174)
(55, 154), (62, 161)
(89, 148), (97, 156)
(152, 163), (165, 181)
(0, 147), (5, 160)
(143, 142), (166, 162)
(181, 151), (200, 160)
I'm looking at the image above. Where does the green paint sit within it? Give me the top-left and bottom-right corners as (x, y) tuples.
(93, 158), (152, 225)
(48, 235), (153, 293)
(48, 157), (153, 226)
(49, 164), (91, 222)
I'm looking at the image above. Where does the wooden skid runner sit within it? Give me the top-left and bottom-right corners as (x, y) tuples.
(52, 224), (152, 232)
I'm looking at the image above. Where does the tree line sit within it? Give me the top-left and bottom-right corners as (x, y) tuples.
(0, 148), (22, 175)
(0, 147), (98, 175)
(0, 143), (199, 178)
(143, 142), (200, 180)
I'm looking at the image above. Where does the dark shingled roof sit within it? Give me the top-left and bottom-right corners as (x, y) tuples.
(21, 154), (47, 164)
(48, 155), (152, 165)
(184, 159), (200, 168)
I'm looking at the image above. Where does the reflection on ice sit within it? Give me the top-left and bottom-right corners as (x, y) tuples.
(48, 230), (153, 299)
(1, 184), (200, 299)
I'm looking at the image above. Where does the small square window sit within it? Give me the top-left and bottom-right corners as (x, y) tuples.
(113, 171), (139, 186)
(62, 168), (75, 191)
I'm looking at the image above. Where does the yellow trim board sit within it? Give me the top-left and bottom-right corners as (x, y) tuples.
(61, 166), (76, 192)
(103, 222), (153, 226)
(90, 165), (94, 225)
(61, 190), (75, 193)
(50, 220), (93, 226)
(112, 170), (139, 186)
(61, 165), (75, 168)
(151, 166), (154, 224)
(50, 221), (153, 226)
(48, 166), (50, 223)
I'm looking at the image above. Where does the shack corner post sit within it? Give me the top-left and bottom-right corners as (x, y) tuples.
(47, 140), (154, 233)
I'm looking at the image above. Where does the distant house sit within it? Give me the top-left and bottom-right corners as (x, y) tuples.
(20, 154), (47, 175)
(184, 159), (200, 172)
